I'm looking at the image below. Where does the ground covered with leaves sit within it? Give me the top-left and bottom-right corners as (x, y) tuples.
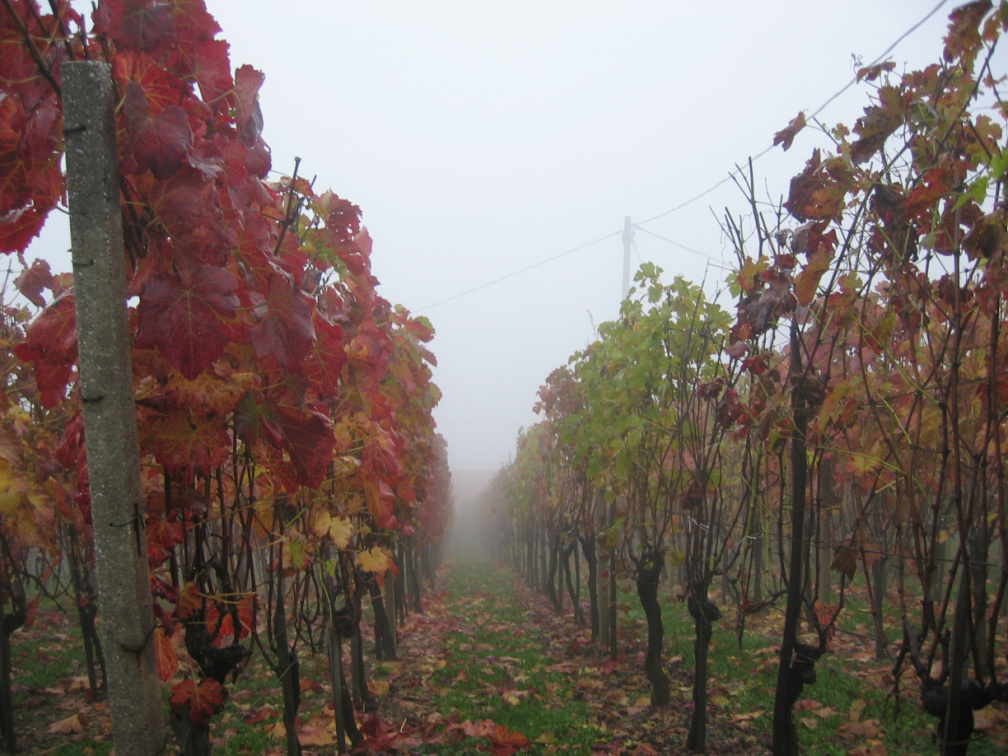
(9, 557), (1008, 754)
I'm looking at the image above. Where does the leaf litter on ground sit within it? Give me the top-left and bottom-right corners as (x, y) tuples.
(9, 557), (1008, 754)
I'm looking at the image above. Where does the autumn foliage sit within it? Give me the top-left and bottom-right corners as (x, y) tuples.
(0, 0), (450, 752)
(491, 3), (1008, 755)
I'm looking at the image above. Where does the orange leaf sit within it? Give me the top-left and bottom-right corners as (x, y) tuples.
(155, 626), (179, 683)
(794, 254), (830, 306)
(299, 723), (336, 747)
(236, 594), (255, 639)
(840, 718), (880, 739)
(170, 678), (225, 728)
(773, 111), (806, 152)
(47, 714), (86, 735)
(23, 595), (39, 629)
(174, 582), (202, 620)
(488, 724), (529, 747)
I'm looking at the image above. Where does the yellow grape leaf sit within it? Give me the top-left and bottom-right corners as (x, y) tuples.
(849, 697), (867, 722)
(281, 538), (312, 571)
(356, 546), (391, 574)
(0, 488), (20, 517)
(312, 511), (353, 548)
(265, 721), (286, 739)
(332, 455), (360, 478)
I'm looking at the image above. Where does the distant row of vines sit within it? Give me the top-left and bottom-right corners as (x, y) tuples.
(0, 1), (452, 755)
(483, 4), (1008, 755)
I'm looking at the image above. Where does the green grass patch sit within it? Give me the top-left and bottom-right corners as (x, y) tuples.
(416, 560), (607, 754)
(609, 572), (1007, 755)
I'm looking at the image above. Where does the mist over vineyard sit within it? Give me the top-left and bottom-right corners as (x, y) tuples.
(2, 1), (1008, 755)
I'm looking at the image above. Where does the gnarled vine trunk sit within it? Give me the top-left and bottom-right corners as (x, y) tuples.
(579, 531), (599, 642)
(686, 591), (720, 753)
(635, 550), (670, 706)
(369, 578), (397, 660)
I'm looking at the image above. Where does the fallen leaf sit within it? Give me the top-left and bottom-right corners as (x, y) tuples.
(48, 714), (86, 735)
(840, 719), (880, 739)
(849, 697), (867, 722)
(298, 723), (336, 747)
(730, 709), (765, 723)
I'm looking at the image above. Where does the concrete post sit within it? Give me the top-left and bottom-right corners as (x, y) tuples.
(62, 61), (166, 755)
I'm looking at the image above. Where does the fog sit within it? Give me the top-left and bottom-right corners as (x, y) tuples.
(444, 470), (496, 561)
(29, 2), (989, 481)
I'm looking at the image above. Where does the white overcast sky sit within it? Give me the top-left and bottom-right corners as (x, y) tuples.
(33, 1), (1005, 474)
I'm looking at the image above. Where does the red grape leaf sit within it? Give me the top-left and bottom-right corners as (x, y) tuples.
(147, 512), (183, 553)
(232, 65), (264, 144)
(0, 96), (29, 211)
(96, 0), (220, 61)
(304, 315), (346, 399)
(139, 408), (231, 480)
(112, 50), (186, 116)
(14, 294), (78, 408)
(135, 266), (243, 379)
(145, 167), (235, 269)
(405, 314), (435, 343)
(0, 204), (52, 255)
(14, 258), (54, 308)
(0, 95), (62, 255)
(190, 39), (232, 106)
(169, 678), (224, 728)
(902, 168), (952, 221)
(944, 0), (991, 66)
(249, 271), (315, 373)
(234, 392), (284, 448)
(96, 0), (176, 53)
(850, 85), (907, 164)
(278, 407), (333, 489)
(784, 149), (853, 223)
(123, 81), (193, 179)
(316, 191), (362, 244)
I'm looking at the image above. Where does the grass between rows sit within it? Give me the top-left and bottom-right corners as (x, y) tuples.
(412, 559), (608, 754)
(617, 569), (1008, 756)
(10, 557), (1008, 754)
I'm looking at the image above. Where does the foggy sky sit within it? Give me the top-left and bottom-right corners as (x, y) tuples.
(31, 1), (996, 477)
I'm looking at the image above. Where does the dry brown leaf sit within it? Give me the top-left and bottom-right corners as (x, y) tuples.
(47, 714), (86, 735)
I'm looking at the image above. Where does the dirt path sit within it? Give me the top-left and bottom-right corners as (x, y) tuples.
(364, 557), (767, 755)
